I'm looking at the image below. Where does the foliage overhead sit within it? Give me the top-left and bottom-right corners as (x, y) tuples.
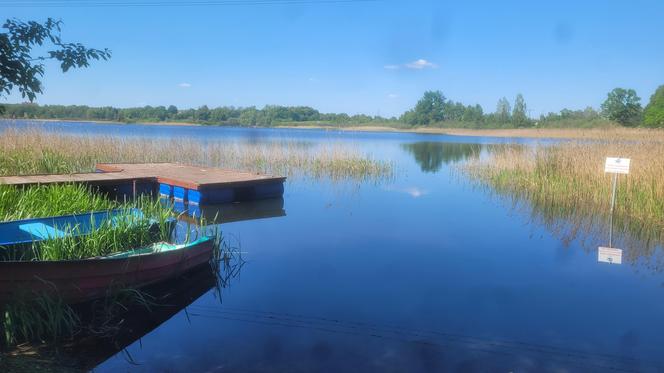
(643, 85), (664, 128)
(600, 88), (642, 126)
(0, 18), (111, 112)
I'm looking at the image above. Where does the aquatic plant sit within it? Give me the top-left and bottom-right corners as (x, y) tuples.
(0, 184), (117, 222)
(0, 127), (394, 182)
(463, 141), (664, 260)
(2, 294), (80, 346)
(34, 200), (174, 261)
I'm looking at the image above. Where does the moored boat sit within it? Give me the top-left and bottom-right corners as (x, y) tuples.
(0, 236), (216, 304)
(0, 208), (175, 257)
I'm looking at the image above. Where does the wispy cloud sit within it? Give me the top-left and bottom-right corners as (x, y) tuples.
(387, 93), (399, 99)
(405, 59), (438, 69)
(384, 59), (438, 70)
(178, 82), (192, 88)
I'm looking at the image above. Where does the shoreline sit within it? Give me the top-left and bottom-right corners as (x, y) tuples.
(3, 119), (664, 141)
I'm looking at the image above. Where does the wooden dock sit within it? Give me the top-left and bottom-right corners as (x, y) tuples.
(0, 163), (286, 205)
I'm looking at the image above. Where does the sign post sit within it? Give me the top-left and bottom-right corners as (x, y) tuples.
(600, 157), (630, 263)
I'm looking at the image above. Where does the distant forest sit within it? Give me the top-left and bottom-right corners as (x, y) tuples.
(2, 85), (663, 128)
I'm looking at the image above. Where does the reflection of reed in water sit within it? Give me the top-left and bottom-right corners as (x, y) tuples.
(401, 142), (483, 173)
(463, 142), (664, 271)
(0, 243), (245, 371)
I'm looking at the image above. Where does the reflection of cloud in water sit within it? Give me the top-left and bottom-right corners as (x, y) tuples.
(385, 186), (429, 198)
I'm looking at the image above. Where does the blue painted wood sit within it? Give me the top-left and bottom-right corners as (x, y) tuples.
(159, 183), (173, 198)
(187, 189), (201, 205)
(173, 186), (186, 201)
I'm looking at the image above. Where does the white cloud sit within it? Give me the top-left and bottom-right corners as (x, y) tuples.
(404, 59), (438, 69)
(178, 82), (192, 88)
(387, 93), (399, 99)
(385, 59), (438, 71)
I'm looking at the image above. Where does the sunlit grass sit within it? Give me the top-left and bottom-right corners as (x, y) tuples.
(0, 184), (117, 222)
(464, 141), (664, 251)
(34, 201), (174, 261)
(0, 127), (394, 182)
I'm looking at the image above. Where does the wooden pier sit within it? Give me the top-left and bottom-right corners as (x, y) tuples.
(0, 163), (286, 205)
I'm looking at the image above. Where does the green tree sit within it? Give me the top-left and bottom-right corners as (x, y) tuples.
(512, 93), (528, 127)
(402, 90), (446, 125)
(167, 105), (178, 118)
(496, 97), (511, 125)
(643, 85), (664, 128)
(600, 88), (642, 126)
(0, 18), (110, 113)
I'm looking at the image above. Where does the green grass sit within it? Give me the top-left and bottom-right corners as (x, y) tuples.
(34, 202), (173, 261)
(464, 142), (664, 257)
(0, 184), (176, 261)
(0, 184), (117, 222)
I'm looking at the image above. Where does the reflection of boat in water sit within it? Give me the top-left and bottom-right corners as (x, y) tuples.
(179, 197), (286, 225)
(11, 264), (220, 371)
(0, 237), (215, 303)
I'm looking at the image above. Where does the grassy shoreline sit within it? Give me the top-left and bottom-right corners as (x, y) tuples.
(464, 141), (664, 252)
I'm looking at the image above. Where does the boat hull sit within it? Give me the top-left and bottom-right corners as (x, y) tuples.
(0, 238), (215, 304)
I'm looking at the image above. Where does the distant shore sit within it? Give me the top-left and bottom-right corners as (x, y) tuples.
(3, 118), (663, 141)
(276, 125), (664, 141)
(2, 118), (202, 127)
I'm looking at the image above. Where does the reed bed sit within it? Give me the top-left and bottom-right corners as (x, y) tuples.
(0, 128), (393, 182)
(441, 127), (664, 142)
(464, 141), (664, 255)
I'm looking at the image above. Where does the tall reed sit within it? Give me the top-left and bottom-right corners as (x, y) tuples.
(464, 141), (664, 253)
(0, 127), (393, 182)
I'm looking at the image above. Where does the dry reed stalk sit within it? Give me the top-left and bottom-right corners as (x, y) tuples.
(0, 128), (393, 182)
(464, 140), (664, 253)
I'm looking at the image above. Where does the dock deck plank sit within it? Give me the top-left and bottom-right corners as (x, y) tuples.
(0, 163), (285, 190)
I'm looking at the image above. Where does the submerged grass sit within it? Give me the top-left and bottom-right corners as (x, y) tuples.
(0, 127), (393, 182)
(464, 141), (664, 255)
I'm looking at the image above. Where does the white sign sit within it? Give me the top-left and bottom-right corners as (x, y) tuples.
(604, 157), (630, 174)
(598, 246), (622, 264)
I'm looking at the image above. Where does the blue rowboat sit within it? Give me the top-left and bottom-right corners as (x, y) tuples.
(0, 209), (174, 255)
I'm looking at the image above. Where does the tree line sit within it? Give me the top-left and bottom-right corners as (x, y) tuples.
(3, 85), (663, 128)
(0, 103), (398, 126)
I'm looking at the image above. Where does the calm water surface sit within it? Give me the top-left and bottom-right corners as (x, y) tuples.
(4, 120), (664, 372)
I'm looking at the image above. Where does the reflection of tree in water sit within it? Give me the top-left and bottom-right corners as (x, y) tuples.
(478, 182), (664, 274)
(401, 142), (483, 173)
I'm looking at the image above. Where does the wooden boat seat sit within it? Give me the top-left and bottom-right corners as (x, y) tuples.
(18, 223), (67, 240)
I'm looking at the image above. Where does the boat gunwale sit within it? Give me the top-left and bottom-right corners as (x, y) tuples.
(0, 236), (214, 265)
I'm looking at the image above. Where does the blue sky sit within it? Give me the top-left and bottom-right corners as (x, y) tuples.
(3, 0), (664, 117)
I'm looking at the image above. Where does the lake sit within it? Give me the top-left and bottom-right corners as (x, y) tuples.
(4, 120), (664, 372)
